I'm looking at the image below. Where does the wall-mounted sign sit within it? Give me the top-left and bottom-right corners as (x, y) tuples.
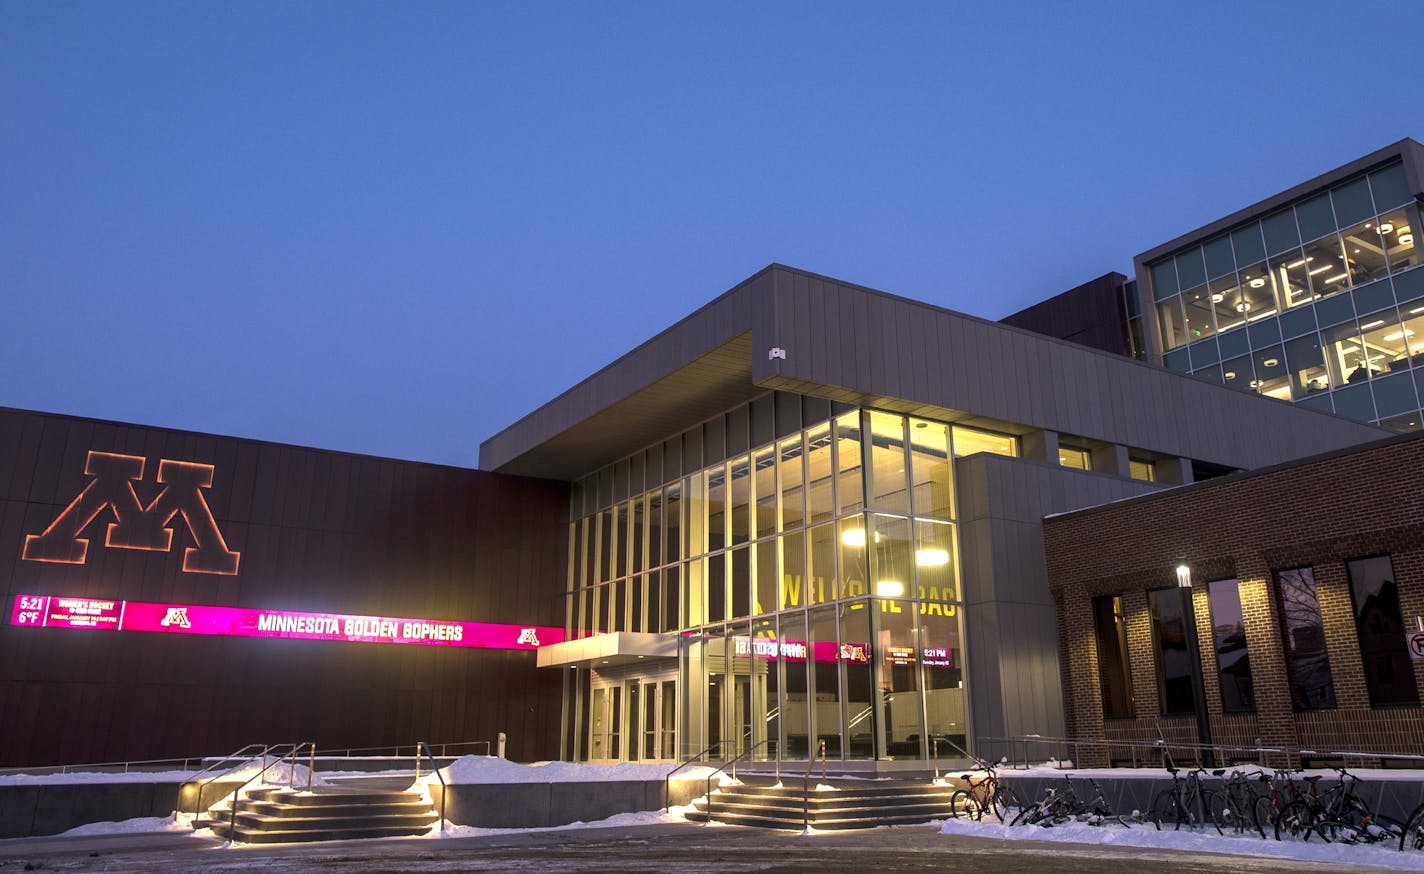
(22, 452), (240, 575)
(8, 594), (563, 651)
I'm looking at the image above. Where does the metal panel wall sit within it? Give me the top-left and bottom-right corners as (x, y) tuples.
(0, 408), (569, 767)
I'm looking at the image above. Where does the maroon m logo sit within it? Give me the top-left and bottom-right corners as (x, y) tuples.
(23, 451), (240, 575)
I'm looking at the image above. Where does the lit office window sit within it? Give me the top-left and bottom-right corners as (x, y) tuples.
(1058, 446), (1091, 471)
(1207, 579), (1254, 712)
(1149, 589), (1198, 717)
(951, 426), (1017, 458)
(1274, 567), (1336, 710)
(1129, 459), (1155, 482)
(1346, 555), (1419, 706)
(1092, 595), (1134, 719)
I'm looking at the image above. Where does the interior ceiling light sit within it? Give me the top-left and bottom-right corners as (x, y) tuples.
(841, 529), (866, 548)
(1210, 293), (1225, 303)
(1325, 273), (1348, 284)
(876, 580), (905, 598)
(1249, 278), (1267, 288)
(1309, 265), (1332, 275)
(1249, 379), (1262, 388)
(1263, 358), (1279, 367)
(915, 548), (950, 567)
(1380, 223), (1395, 234)
(1235, 302), (1251, 312)
(1224, 371), (1236, 379)
(1402, 233), (1415, 246)
(1361, 320), (1387, 330)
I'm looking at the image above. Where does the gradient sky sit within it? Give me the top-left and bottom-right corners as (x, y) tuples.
(4, 1), (1423, 467)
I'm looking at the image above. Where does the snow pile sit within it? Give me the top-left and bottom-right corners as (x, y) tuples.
(0, 768), (202, 785)
(433, 756), (720, 784)
(941, 817), (1424, 870)
(434, 807), (686, 838)
(60, 812), (193, 836)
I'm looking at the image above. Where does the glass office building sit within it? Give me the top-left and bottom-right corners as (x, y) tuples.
(1137, 139), (1424, 432)
(563, 396), (1024, 762)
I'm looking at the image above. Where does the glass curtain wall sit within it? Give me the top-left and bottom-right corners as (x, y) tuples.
(566, 394), (1002, 762)
(1149, 160), (1424, 430)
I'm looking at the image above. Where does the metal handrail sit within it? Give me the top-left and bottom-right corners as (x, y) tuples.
(702, 738), (773, 827)
(414, 741), (448, 835)
(222, 741), (313, 840)
(663, 739), (731, 811)
(930, 736), (983, 783)
(801, 739), (828, 832)
(189, 744), (271, 818)
(979, 733), (1424, 772)
(318, 740), (492, 758)
(0, 754), (210, 777)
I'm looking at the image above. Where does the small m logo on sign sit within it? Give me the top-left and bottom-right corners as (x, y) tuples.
(23, 451), (241, 575)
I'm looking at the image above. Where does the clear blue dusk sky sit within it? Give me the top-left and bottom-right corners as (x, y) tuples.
(4, 1), (1423, 466)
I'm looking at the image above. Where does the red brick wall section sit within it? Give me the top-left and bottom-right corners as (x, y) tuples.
(1045, 433), (1424, 766)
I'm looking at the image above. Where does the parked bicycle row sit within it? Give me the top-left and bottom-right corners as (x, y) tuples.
(950, 756), (1424, 853)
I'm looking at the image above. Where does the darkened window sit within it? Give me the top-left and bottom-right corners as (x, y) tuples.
(1148, 589), (1197, 716)
(1207, 579), (1254, 712)
(1092, 595), (1134, 718)
(1347, 555), (1418, 706)
(1274, 567), (1336, 710)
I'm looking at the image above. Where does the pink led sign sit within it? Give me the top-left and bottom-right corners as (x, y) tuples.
(9, 594), (563, 651)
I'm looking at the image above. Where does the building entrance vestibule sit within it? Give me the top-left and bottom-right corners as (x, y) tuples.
(589, 674), (676, 762)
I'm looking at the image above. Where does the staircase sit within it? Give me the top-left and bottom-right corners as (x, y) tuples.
(198, 785), (439, 843)
(683, 779), (963, 830)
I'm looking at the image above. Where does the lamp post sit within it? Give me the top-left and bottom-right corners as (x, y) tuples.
(1175, 564), (1215, 767)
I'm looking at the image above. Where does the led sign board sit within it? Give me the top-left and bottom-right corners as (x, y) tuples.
(9, 594), (562, 651)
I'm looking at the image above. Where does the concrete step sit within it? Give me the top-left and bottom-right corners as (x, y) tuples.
(200, 786), (438, 843)
(687, 782), (963, 829)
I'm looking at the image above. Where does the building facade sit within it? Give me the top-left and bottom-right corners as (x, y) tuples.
(484, 264), (1385, 769)
(1135, 139), (1424, 433)
(1046, 432), (1424, 765)
(0, 408), (569, 766)
(1, 261), (1402, 770)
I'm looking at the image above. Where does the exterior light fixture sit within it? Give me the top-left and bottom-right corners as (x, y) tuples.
(1175, 564), (1192, 588)
(915, 548), (950, 567)
(876, 580), (905, 598)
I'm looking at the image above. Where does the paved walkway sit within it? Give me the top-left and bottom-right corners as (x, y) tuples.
(0, 822), (1410, 874)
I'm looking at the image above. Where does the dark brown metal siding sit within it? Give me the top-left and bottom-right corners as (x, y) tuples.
(0, 409), (569, 766)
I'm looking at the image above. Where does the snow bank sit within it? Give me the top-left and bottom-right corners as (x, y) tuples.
(434, 807), (688, 838)
(434, 756), (720, 784)
(0, 769), (203, 785)
(941, 816), (1424, 870)
(59, 812), (193, 836)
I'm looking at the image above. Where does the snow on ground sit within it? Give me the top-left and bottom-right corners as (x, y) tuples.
(0, 769), (203, 785)
(941, 816), (1424, 870)
(433, 756), (722, 784)
(434, 807), (690, 838)
(59, 812), (194, 836)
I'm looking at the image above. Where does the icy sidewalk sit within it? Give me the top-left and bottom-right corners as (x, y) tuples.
(941, 815), (1424, 871)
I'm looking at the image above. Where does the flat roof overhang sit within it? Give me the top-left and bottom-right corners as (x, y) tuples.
(478, 264), (1388, 482)
(537, 632), (679, 668)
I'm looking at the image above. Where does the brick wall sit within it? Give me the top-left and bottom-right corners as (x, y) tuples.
(1045, 432), (1424, 767)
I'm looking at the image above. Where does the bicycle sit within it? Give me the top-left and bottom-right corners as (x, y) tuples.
(1152, 764), (1221, 834)
(1205, 768), (1267, 838)
(1010, 774), (1127, 828)
(1310, 768), (1402, 846)
(950, 758), (1022, 822)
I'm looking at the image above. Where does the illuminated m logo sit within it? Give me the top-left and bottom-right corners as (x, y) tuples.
(23, 451), (240, 575)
